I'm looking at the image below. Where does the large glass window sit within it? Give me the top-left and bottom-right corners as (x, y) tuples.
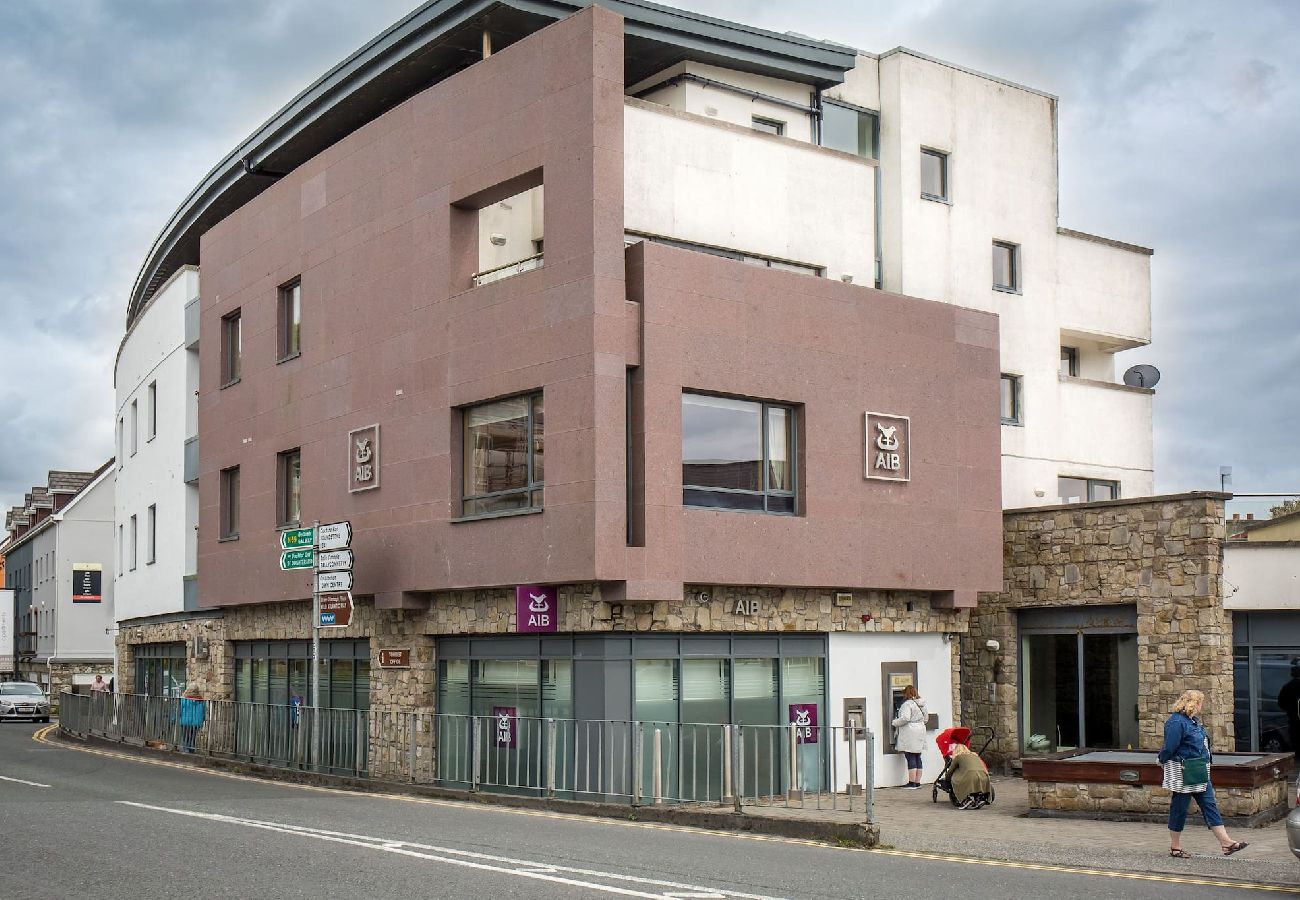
(462, 393), (544, 517)
(134, 643), (187, 698)
(1021, 630), (1137, 755)
(1058, 476), (1119, 504)
(682, 394), (795, 514)
(821, 100), (877, 159)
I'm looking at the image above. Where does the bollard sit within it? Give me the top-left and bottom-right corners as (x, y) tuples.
(847, 726), (861, 797)
(471, 717), (483, 792)
(787, 722), (799, 800)
(652, 727), (663, 804)
(722, 725), (734, 807)
(546, 718), (557, 798)
(863, 728), (876, 824)
(633, 722), (645, 806)
(409, 712), (418, 782)
(732, 726), (743, 813)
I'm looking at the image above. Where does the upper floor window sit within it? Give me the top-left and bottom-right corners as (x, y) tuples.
(1060, 346), (1079, 378)
(1000, 374), (1023, 426)
(682, 393), (796, 515)
(220, 466), (241, 540)
(921, 148), (949, 201)
(147, 504), (157, 565)
(117, 417), (124, 465)
(278, 279), (302, 362)
(462, 393), (544, 518)
(821, 100), (878, 160)
(147, 381), (157, 440)
(129, 514), (138, 571)
(1058, 476), (1119, 504)
(130, 399), (138, 456)
(278, 449), (302, 527)
(751, 116), (785, 136)
(221, 310), (242, 386)
(992, 241), (1020, 293)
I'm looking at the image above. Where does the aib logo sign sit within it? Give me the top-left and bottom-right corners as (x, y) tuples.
(864, 412), (911, 483)
(789, 704), (819, 744)
(515, 585), (558, 633)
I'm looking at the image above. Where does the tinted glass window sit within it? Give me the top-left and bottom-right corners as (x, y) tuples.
(822, 102), (877, 159)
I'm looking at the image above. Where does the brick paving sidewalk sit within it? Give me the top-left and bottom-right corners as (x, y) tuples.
(740, 776), (1300, 886)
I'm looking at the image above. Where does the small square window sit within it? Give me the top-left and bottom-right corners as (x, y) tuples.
(1000, 374), (1023, 425)
(278, 448), (302, 527)
(220, 466), (241, 540)
(1060, 346), (1079, 378)
(751, 116), (785, 136)
(921, 148), (948, 201)
(992, 241), (1019, 292)
(278, 279), (301, 362)
(1058, 476), (1119, 504)
(221, 310), (242, 386)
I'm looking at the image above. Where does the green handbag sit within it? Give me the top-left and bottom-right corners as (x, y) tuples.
(1181, 756), (1210, 787)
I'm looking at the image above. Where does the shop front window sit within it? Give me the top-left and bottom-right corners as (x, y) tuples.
(1021, 624), (1137, 755)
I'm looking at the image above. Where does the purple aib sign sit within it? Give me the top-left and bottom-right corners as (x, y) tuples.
(789, 704), (819, 744)
(515, 584), (558, 633)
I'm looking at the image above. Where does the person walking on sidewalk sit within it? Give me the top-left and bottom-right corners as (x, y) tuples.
(892, 685), (927, 789)
(1159, 689), (1248, 858)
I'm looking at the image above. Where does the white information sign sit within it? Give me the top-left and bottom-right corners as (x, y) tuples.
(316, 549), (354, 572)
(316, 570), (354, 592)
(318, 521), (353, 552)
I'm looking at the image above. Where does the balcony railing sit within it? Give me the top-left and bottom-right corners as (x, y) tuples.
(473, 253), (543, 287)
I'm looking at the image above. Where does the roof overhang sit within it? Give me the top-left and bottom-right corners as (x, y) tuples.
(125, 0), (856, 325)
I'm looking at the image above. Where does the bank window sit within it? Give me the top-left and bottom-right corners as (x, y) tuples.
(278, 278), (302, 362)
(220, 466), (240, 539)
(147, 504), (157, 565)
(147, 381), (157, 440)
(1060, 346), (1079, 378)
(461, 393), (544, 518)
(992, 241), (1019, 292)
(821, 100), (878, 159)
(221, 310), (242, 386)
(1058, 476), (1119, 504)
(751, 116), (785, 136)
(278, 448), (302, 527)
(921, 148), (949, 201)
(682, 393), (796, 514)
(1000, 374), (1023, 425)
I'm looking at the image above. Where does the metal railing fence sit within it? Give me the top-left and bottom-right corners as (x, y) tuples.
(60, 693), (874, 821)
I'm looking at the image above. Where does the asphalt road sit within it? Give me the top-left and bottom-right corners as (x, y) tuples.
(0, 722), (1285, 899)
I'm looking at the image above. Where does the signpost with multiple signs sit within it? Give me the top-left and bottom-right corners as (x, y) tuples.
(277, 519), (353, 712)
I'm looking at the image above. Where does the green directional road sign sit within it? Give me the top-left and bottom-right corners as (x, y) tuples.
(280, 527), (316, 549)
(280, 548), (315, 570)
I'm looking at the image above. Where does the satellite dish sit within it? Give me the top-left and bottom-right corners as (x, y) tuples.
(1123, 364), (1161, 388)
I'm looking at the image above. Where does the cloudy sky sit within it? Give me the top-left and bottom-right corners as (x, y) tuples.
(0, 0), (1295, 513)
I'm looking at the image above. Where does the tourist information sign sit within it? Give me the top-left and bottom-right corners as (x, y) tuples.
(316, 549), (354, 572)
(316, 570), (353, 593)
(318, 521), (352, 552)
(319, 591), (353, 628)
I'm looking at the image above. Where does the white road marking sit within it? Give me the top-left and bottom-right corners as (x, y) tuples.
(118, 802), (787, 899)
(0, 774), (51, 788)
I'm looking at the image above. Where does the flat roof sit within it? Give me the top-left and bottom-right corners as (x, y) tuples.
(125, 0), (856, 326)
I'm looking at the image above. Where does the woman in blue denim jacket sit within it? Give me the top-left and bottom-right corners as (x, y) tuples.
(1158, 689), (1247, 858)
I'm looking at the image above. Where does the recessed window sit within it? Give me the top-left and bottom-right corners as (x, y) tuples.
(992, 241), (1019, 292)
(220, 466), (241, 540)
(921, 148), (949, 201)
(1060, 346), (1079, 378)
(475, 184), (544, 286)
(462, 393), (544, 517)
(1000, 374), (1023, 425)
(278, 279), (302, 362)
(682, 393), (796, 514)
(118, 524), (124, 572)
(751, 116), (786, 136)
(129, 514), (138, 571)
(117, 417), (124, 465)
(221, 310), (242, 386)
(130, 399), (138, 456)
(147, 381), (157, 440)
(278, 448), (302, 527)
(821, 100), (877, 159)
(1058, 476), (1120, 504)
(147, 504), (157, 565)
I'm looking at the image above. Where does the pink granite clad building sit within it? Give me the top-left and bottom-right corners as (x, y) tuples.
(118, 1), (1005, 788)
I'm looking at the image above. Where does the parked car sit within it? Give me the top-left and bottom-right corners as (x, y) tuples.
(0, 682), (51, 723)
(1288, 780), (1300, 861)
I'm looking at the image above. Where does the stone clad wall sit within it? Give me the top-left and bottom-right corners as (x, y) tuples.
(1028, 779), (1286, 826)
(962, 493), (1231, 766)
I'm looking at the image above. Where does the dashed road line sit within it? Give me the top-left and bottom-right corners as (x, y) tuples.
(36, 728), (1300, 894)
(0, 774), (51, 788)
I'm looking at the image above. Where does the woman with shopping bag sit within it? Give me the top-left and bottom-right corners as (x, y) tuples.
(1158, 689), (1247, 858)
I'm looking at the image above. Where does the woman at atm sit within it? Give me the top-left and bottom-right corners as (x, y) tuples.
(892, 684), (928, 789)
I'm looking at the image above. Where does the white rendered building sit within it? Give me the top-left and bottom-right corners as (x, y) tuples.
(113, 265), (200, 628)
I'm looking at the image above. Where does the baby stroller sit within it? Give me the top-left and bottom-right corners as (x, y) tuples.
(931, 725), (996, 806)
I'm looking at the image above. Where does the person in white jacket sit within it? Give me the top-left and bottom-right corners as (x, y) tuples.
(892, 685), (928, 789)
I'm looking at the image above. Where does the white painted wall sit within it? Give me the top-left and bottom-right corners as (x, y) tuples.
(624, 102), (875, 281)
(114, 267), (199, 620)
(828, 632), (953, 788)
(1225, 545), (1300, 611)
(632, 62), (817, 142)
(53, 470), (116, 660)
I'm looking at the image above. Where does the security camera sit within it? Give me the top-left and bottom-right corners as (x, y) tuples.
(985, 639), (1000, 652)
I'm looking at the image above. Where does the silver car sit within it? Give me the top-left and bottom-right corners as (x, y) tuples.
(0, 682), (51, 723)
